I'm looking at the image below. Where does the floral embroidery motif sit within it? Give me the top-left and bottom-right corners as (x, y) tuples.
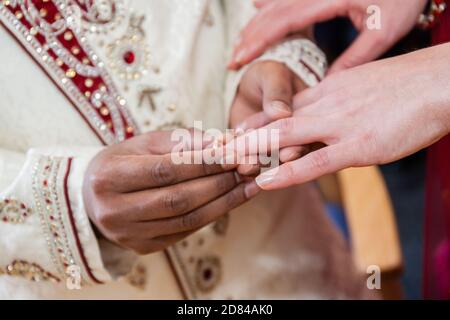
(0, 0), (138, 144)
(195, 255), (221, 293)
(106, 14), (159, 88)
(0, 260), (60, 283)
(0, 198), (32, 224)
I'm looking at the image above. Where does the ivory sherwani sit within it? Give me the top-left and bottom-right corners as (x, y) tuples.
(0, 0), (369, 299)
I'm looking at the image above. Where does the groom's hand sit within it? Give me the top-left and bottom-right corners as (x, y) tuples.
(230, 61), (307, 175)
(83, 130), (259, 255)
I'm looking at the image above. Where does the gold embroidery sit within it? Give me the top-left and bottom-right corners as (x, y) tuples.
(32, 157), (77, 280)
(138, 86), (161, 111)
(0, 198), (32, 224)
(1, 260), (60, 283)
(126, 263), (147, 290)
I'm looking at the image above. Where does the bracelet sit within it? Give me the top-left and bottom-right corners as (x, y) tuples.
(418, 0), (448, 29)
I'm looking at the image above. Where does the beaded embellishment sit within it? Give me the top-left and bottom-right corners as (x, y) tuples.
(32, 156), (101, 285)
(0, 198), (33, 223)
(0, 260), (60, 283)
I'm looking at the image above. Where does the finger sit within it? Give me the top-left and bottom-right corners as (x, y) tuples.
(227, 116), (329, 157)
(293, 86), (322, 111)
(236, 111), (272, 131)
(144, 181), (260, 236)
(229, 94), (260, 130)
(230, 0), (344, 69)
(279, 146), (306, 163)
(255, 144), (351, 190)
(237, 154), (263, 176)
(106, 149), (237, 192)
(123, 172), (239, 220)
(328, 30), (393, 74)
(237, 163), (261, 176)
(124, 128), (215, 156)
(261, 67), (294, 119)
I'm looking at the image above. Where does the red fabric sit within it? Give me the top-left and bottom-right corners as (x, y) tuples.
(424, 5), (450, 299)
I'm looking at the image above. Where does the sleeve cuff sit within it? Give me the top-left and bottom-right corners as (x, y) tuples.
(225, 38), (328, 126)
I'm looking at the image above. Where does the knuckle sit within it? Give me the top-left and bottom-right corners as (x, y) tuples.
(277, 118), (294, 135)
(226, 188), (245, 209)
(95, 205), (117, 229)
(181, 212), (203, 230)
(88, 168), (109, 193)
(309, 149), (331, 172)
(162, 191), (190, 214)
(151, 159), (176, 185)
(215, 173), (236, 194)
(359, 131), (381, 164)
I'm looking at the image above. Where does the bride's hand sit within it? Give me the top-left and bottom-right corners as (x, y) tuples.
(229, 0), (427, 73)
(229, 43), (450, 190)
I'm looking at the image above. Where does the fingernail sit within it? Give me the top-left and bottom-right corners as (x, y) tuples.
(244, 181), (261, 199)
(235, 126), (245, 136)
(270, 101), (291, 115)
(255, 169), (277, 187)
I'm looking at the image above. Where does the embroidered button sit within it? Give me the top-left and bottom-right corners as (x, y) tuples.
(195, 255), (221, 293)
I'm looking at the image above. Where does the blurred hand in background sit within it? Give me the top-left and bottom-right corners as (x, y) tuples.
(229, 0), (428, 73)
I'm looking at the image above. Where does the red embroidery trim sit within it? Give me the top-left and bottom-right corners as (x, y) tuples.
(0, 0), (138, 144)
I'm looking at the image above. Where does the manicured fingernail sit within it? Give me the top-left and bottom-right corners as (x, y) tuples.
(255, 170), (277, 187)
(244, 181), (261, 199)
(270, 101), (291, 115)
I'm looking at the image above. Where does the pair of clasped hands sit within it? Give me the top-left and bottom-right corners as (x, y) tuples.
(83, 0), (450, 254)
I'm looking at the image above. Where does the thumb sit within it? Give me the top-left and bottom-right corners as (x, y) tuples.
(329, 30), (391, 74)
(261, 69), (294, 120)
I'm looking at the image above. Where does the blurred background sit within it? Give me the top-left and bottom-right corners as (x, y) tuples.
(315, 20), (430, 300)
